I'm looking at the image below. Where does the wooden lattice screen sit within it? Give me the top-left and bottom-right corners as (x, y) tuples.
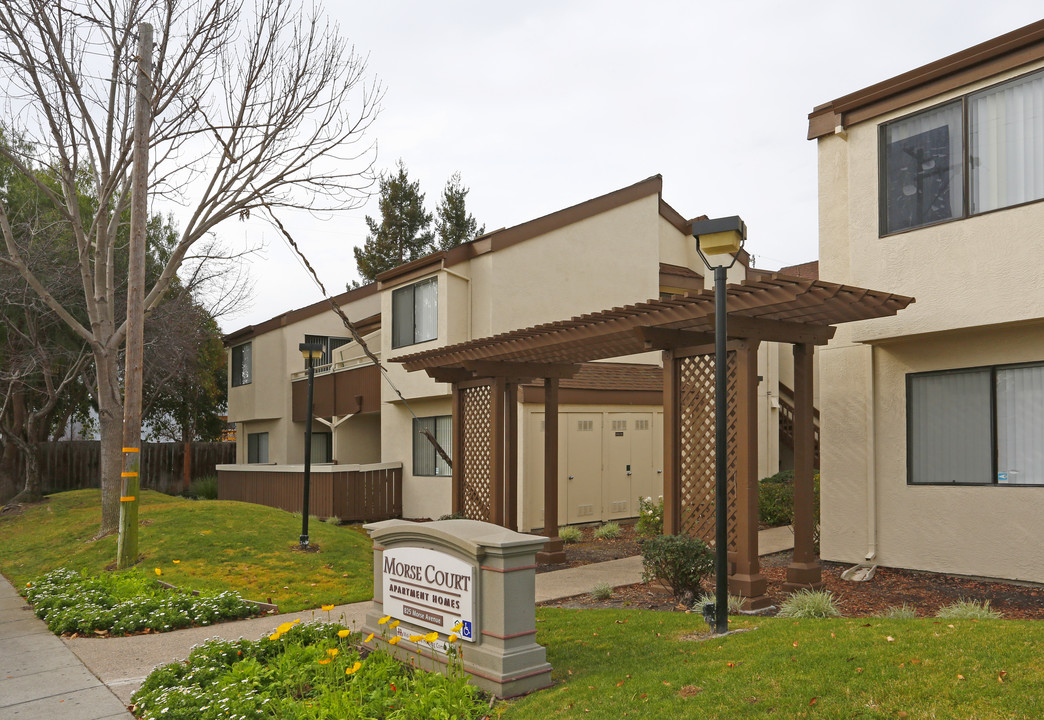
(460, 383), (493, 521)
(678, 352), (739, 549)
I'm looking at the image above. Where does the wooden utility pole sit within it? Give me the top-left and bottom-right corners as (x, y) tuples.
(117, 23), (154, 569)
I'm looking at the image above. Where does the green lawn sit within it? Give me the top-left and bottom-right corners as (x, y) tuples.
(499, 609), (1044, 719)
(0, 489), (374, 612)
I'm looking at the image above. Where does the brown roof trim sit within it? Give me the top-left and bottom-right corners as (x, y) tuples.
(375, 251), (448, 285)
(658, 197), (690, 234)
(222, 282), (379, 346)
(809, 20), (1044, 139)
(777, 261), (819, 280)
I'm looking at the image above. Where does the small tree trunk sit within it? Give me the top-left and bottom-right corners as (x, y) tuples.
(0, 443), (19, 505)
(96, 349), (124, 537)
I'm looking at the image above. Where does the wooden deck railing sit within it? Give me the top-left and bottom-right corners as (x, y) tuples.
(216, 462), (402, 523)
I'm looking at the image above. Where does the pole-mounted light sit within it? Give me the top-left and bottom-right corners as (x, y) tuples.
(299, 342), (324, 549)
(692, 215), (746, 635)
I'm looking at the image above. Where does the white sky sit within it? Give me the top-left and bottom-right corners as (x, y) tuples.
(217, 1), (1043, 333)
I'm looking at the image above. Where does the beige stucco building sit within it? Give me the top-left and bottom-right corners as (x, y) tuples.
(224, 176), (808, 529)
(810, 20), (1044, 583)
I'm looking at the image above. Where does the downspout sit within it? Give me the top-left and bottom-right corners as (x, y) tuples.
(864, 344), (877, 562)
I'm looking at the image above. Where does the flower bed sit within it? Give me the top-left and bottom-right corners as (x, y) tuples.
(130, 620), (489, 720)
(25, 568), (261, 636)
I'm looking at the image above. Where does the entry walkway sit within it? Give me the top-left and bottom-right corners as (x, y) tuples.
(0, 526), (795, 713)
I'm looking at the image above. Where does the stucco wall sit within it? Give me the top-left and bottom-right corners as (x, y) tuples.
(817, 59), (1044, 582)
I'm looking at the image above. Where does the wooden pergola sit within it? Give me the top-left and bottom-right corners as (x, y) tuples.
(394, 273), (913, 608)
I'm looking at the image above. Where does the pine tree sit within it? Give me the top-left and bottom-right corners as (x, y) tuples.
(354, 160), (434, 281)
(435, 171), (485, 251)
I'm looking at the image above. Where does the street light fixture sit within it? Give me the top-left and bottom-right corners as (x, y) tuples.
(692, 215), (746, 635)
(299, 342), (324, 550)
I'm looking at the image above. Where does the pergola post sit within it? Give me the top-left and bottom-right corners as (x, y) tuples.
(490, 376), (506, 525)
(505, 381), (519, 531)
(730, 341), (770, 608)
(662, 350), (682, 535)
(784, 342), (823, 591)
(451, 383), (463, 515)
(536, 377), (565, 563)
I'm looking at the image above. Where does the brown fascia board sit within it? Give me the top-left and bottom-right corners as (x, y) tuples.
(808, 19), (1044, 139)
(375, 251), (448, 286)
(221, 283), (379, 346)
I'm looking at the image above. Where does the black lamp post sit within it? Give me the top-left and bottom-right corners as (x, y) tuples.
(692, 215), (746, 635)
(299, 342), (324, 549)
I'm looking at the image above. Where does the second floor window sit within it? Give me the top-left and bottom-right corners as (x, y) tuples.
(880, 67), (1044, 235)
(392, 277), (437, 349)
(232, 343), (252, 387)
(303, 335), (351, 369)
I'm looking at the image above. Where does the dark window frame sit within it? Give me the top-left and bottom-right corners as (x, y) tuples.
(906, 360), (1044, 487)
(231, 342), (252, 387)
(247, 431), (269, 463)
(392, 277), (438, 350)
(879, 66), (1044, 237)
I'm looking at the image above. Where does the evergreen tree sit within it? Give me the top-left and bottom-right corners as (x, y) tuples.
(435, 171), (485, 251)
(354, 160), (434, 281)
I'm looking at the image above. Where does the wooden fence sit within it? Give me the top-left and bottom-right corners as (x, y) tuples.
(217, 464), (402, 523)
(13, 441), (235, 496)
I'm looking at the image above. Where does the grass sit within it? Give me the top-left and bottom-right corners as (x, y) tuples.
(777, 589), (841, 618)
(0, 489), (373, 612)
(498, 609), (1044, 719)
(594, 522), (622, 540)
(558, 525), (583, 543)
(936, 599), (1004, 620)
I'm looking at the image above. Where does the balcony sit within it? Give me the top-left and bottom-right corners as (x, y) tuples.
(291, 337), (382, 420)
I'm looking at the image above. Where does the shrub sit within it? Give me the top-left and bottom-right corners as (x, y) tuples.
(593, 522), (621, 540)
(558, 525), (583, 544)
(590, 582), (613, 601)
(879, 603), (917, 619)
(636, 496), (663, 537)
(438, 512), (468, 520)
(640, 534), (714, 600)
(695, 591), (743, 615)
(777, 589), (840, 618)
(758, 470), (794, 527)
(935, 599), (1003, 620)
(186, 474), (219, 500)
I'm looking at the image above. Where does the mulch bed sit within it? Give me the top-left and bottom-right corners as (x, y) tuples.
(537, 523), (1044, 619)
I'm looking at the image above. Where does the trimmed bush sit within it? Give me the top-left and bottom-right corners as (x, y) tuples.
(636, 496), (663, 537)
(640, 534), (714, 600)
(758, 470), (794, 527)
(558, 525), (583, 544)
(777, 589), (840, 618)
(594, 522), (621, 540)
(935, 599), (1003, 620)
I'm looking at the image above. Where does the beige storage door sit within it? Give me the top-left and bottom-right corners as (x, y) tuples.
(606, 413), (655, 520)
(565, 413), (602, 524)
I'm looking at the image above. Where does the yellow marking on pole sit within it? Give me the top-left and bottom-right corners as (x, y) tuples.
(120, 496), (136, 502)
(122, 447), (140, 452)
(121, 472), (138, 477)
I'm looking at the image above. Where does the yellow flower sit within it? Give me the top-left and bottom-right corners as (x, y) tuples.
(388, 636), (401, 645)
(277, 622), (294, 634)
(321, 604), (335, 611)
(389, 620), (400, 629)
(424, 631), (439, 643)
(25, 582), (31, 588)
(409, 634), (422, 642)
(451, 621), (463, 632)
(268, 632), (281, 641)
(364, 632), (374, 642)
(378, 615), (391, 625)
(317, 658), (331, 665)
(172, 560), (181, 564)
(449, 634), (458, 643)
(292, 619), (301, 626)
(326, 648), (339, 657)
(345, 661), (362, 676)
(154, 568), (162, 576)
(337, 629), (351, 639)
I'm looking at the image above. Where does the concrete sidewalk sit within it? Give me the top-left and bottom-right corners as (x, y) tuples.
(2, 525), (795, 713)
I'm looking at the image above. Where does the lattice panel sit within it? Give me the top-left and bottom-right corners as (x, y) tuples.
(678, 352), (738, 550)
(460, 384), (493, 521)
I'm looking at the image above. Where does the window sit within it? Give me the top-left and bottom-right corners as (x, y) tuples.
(392, 277), (437, 349)
(303, 335), (351, 369)
(310, 432), (332, 463)
(413, 415), (451, 476)
(907, 363), (1044, 485)
(880, 68), (1044, 234)
(247, 432), (269, 463)
(232, 343), (252, 387)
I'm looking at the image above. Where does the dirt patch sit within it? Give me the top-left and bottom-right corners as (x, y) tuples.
(538, 524), (1044, 619)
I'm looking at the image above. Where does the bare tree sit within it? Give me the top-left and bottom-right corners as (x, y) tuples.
(0, 0), (381, 535)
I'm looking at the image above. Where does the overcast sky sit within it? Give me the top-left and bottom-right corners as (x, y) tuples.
(218, 2), (1042, 333)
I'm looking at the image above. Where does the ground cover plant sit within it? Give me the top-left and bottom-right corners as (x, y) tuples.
(131, 620), (488, 720)
(558, 525), (583, 544)
(777, 588), (841, 618)
(594, 521), (622, 540)
(25, 567), (259, 635)
(499, 608), (1044, 719)
(0, 489), (373, 611)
